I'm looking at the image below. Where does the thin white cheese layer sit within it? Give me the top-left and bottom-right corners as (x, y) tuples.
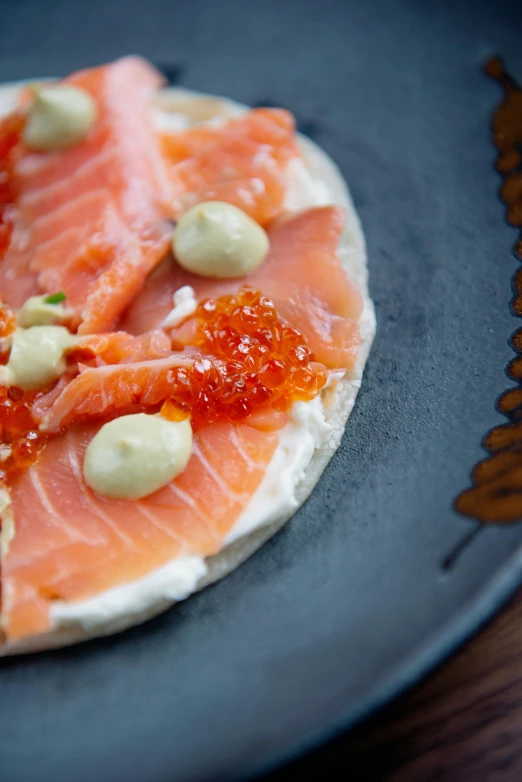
(284, 158), (333, 211)
(48, 156), (337, 630)
(225, 397), (330, 544)
(52, 556), (208, 628)
(160, 285), (197, 328)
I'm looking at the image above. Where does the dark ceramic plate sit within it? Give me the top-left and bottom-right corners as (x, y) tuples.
(2, 1), (522, 780)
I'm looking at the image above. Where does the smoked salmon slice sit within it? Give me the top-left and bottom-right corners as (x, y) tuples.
(120, 206), (363, 370)
(2, 421), (279, 640)
(69, 328), (173, 366)
(0, 57), (173, 333)
(32, 353), (196, 432)
(162, 108), (298, 226)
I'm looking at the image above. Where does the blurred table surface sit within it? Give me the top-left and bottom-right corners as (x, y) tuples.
(267, 586), (522, 781)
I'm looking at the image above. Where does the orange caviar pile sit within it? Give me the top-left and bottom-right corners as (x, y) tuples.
(0, 387), (48, 486)
(0, 112), (24, 259)
(161, 287), (327, 427)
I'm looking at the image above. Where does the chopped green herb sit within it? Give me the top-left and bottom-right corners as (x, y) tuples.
(43, 291), (66, 305)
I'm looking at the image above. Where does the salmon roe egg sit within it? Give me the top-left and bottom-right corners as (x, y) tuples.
(160, 398), (190, 422)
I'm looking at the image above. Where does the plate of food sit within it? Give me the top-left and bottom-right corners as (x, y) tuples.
(1, 1), (522, 780)
(0, 53), (374, 652)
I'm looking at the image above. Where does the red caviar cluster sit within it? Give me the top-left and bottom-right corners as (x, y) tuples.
(162, 287), (327, 427)
(0, 112), (24, 259)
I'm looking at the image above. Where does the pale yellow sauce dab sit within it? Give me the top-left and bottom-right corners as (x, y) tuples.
(173, 201), (269, 278)
(0, 326), (76, 390)
(83, 414), (193, 500)
(18, 295), (69, 328)
(23, 84), (97, 151)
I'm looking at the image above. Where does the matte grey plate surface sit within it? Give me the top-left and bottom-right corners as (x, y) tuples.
(1, 1), (521, 780)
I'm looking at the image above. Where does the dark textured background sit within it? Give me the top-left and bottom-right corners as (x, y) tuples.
(1, 1), (522, 780)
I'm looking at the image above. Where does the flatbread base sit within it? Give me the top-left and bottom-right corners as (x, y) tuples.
(0, 86), (375, 655)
